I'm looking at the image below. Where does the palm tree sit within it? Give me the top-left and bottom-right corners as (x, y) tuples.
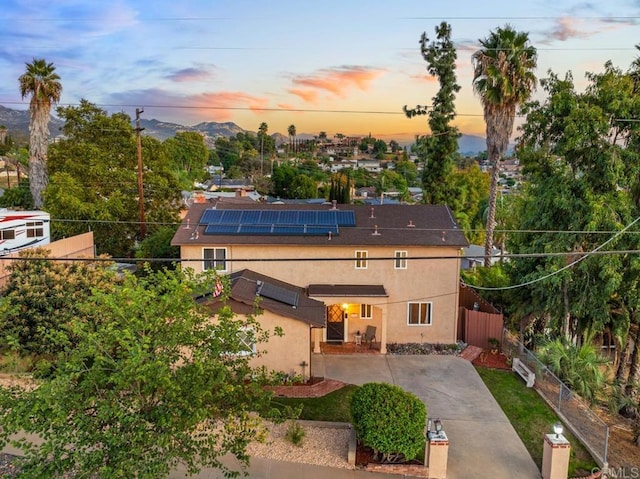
(19, 58), (62, 209)
(472, 26), (537, 266)
(258, 122), (268, 175)
(287, 124), (296, 156)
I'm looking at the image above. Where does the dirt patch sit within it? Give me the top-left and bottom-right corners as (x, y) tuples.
(472, 350), (511, 370)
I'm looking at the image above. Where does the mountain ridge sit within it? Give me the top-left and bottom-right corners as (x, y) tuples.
(0, 105), (487, 154)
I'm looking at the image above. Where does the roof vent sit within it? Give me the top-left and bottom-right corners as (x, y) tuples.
(331, 199), (337, 210)
(370, 207), (375, 219)
(407, 220), (415, 228)
(328, 231), (332, 241)
(441, 231), (446, 242)
(372, 225), (381, 236)
(184, 218), (191, 229)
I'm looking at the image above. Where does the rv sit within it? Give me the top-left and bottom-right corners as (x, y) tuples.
(0, 210), (51, 256)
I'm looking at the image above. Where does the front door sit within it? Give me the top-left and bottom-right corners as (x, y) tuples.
(326, 304), (345, 342)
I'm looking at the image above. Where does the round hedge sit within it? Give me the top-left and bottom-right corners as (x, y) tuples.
(350, 382), (426, 462)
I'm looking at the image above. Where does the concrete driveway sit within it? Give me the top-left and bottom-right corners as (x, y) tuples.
(313, 354), (541, 479)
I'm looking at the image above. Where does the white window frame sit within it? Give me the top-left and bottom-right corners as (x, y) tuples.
(355, 250), (368, 269)
(394, 250), (408, 269)
(203, 247), (227, 272)
(407, 302), (432, 326)
(360, 304), (373, 319)
(236, 327), (257, 356)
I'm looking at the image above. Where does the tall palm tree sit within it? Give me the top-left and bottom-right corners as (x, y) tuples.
(287, 124), (296, 156)
(19, 58), (62, 209)
(258, 122), (268, 175)
(472, 26), (537, 266)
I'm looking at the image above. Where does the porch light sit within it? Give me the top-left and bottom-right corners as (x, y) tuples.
(434, 419), (443, 433)
(553, 422), (563, 438)
(342, 303), (348, 310)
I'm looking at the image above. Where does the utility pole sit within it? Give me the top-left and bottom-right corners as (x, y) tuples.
(135, 108), (146, 240)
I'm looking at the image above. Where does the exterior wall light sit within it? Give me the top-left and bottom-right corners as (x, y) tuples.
(553, 422), (563, 438)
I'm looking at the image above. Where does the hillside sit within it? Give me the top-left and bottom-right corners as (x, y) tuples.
(0, 105), (488, 154)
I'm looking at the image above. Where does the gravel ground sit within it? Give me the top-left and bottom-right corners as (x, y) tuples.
(0, 422), (352, 476)
(248, 421), (352, 469)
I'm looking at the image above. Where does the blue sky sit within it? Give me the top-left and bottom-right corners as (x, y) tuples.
(1, 0), (640, 142)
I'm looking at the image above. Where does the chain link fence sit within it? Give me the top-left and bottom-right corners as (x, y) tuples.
(501, 330), (609, 467)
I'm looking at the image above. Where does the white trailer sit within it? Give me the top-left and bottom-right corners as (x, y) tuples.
(0, 210), (51, 256)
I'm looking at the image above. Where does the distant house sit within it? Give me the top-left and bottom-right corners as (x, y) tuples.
(172, 201), (468, 375)
(461, 244), (503, 269)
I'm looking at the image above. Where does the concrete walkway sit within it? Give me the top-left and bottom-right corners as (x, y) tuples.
(314, 354), (541, 479)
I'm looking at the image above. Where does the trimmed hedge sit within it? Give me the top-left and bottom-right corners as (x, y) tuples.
(350, 382), (426, 462)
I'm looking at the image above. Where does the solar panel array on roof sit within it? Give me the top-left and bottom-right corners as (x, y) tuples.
(200, 209), (354, 236)
(256, 280), (299, 307)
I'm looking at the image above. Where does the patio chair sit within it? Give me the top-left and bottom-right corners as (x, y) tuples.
(363, 326), (377, 349)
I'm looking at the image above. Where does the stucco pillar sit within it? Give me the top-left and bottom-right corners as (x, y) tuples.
(380, 306), (387, 354)
(312, 327), (321, 354)
(426, 430), (449, 479)
(542, 434), (570, 479)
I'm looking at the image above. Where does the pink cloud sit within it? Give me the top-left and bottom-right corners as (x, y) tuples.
(288, 88), (319, 103)
(289, 66), (385, 102)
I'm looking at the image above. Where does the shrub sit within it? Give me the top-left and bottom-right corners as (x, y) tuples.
(284, 420), (305, 446)
(350, 382), (426, 462)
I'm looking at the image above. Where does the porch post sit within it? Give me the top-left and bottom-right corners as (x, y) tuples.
(380, 306), (388, 354)
(313, 327), (321, 354)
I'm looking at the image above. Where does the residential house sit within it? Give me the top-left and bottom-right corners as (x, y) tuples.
(199, 269), (325, 379)
(172, 200), (468, 375)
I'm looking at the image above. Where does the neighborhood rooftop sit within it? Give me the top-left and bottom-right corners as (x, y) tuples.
(172, 200), (469, 248)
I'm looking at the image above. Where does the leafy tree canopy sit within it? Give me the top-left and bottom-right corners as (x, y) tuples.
(46, 100), (182, 257)
(0, 267), (278, 479)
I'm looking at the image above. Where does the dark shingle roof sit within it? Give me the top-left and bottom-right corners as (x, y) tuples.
(172, 201), (468, 248)
(227, 269), (325, 327)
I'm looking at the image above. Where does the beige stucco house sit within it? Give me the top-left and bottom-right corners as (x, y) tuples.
(172, 199), (468, 375)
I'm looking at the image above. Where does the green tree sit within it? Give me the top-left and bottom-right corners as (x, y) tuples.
(18, 58), (62, 208)
(0, 248), (120, 356)
(472, 25), (537, 266)
(0, 267), (277, 479)
(538, 336), (608, 405)
(258, 121), (269, 175)
(290, 174), (317, 199)
(288, 124), (297, 155)
(46, 100), (182, 257)
(450, 164), (490, 244)
(163, 131), (209, 186)
(135, 225), (180, 271)
(406, 22), (461, 206)
(0, 178), (33, 209)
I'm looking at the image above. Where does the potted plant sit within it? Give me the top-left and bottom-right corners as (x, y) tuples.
(488, 337), (500, 355)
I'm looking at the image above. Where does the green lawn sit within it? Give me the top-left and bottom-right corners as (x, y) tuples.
(475, 366), (597, 476)
(270, 385), (358, 423)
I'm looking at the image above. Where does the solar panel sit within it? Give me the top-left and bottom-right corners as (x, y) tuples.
(257, 280), (299, 307)
(204, 224), (240, 234)
(200, 209), (355, 236)
(335, 210), (356, 226)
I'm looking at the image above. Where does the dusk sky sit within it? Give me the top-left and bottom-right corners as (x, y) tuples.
(2, 0), (640, 143)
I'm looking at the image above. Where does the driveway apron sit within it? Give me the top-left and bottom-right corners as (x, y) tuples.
(320, 354), (541, 479)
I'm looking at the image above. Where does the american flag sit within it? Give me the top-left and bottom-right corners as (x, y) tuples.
(212, 278), (224, 298)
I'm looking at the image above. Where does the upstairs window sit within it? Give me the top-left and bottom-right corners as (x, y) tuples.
(407, 302), (432, 326)
(394, 250), (408, 269)
(355, 250), (368, 269)
(204, 247), (227, 272)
